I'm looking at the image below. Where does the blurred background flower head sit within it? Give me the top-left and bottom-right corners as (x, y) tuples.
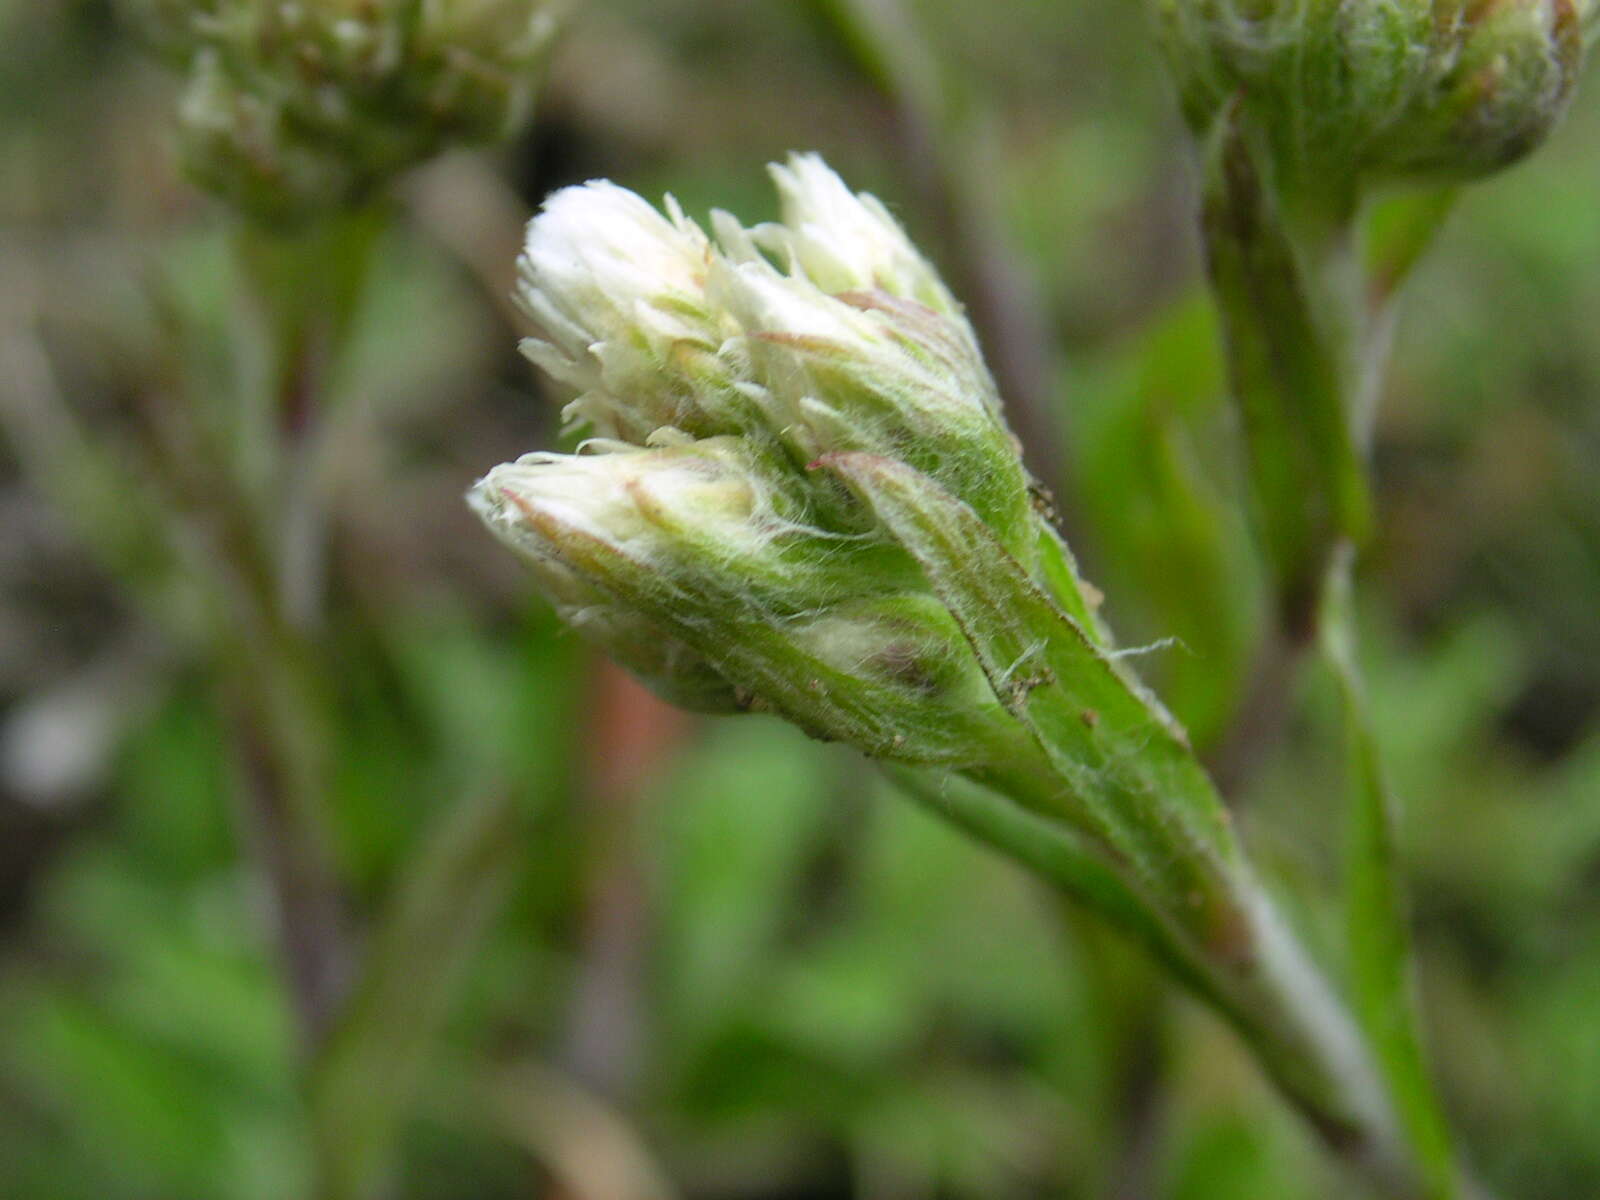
(123, 0), (560, 224)
(1158, 0), (1591, 201)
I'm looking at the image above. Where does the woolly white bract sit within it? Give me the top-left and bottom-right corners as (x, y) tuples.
(516, 183), (731, 443)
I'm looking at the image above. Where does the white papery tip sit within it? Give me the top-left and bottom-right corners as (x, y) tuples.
(515, 181), (716, 375)
(766, 152), (959, 313)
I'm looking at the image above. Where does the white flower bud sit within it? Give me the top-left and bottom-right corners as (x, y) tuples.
(511, 162), (1036, 562)
(469, 442), (775, 711)
(470, 436), (909, 610)
(472, 443), (761, 570)
(709, 254), (1035, 559)
(469, 441), (1028, 765)
(518, 185), (714, 389)
(749, 153), (962, 318)
(471, 482), (744, 714)
(515, 183), (767, 444)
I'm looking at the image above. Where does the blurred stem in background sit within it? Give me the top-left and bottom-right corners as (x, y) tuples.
(237, 210), (386, 632)
(222, 208), (385, 1051)
(806, 0), (1067, 503)
(483, 1061), (679, 1200)
(559, 659), (692, 1103)
(312, 784), (526, 1200)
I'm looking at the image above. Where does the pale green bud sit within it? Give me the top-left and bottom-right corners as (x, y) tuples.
(468, 439), (1021, 765)
(1158, 0), (1587, 196)
(472, 440), (794, 602)
(126, 0), (559, 225)
(490, 545), (745, 715)
(779, 592), (1004, 721)
(475, 437), (917, 611)
(771, 592), (1026, 760)
(467, 440), (755, 713)
(1378, 0), (1586, 179)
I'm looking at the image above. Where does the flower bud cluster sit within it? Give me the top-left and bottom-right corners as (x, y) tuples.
(472, 156), (1045, 766)
(125, 0), (558, 225)
(1159, 0), (1589, 196)
(511, 155), (1037, 557)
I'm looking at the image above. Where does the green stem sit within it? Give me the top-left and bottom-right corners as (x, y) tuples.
(893, 765), (1428, 1197)
(311, 788), (524, 1200)
(224, 660), (350, 1050)
(1200, 104), (1372, 636)
(1198, 104), (1471, 1200)
(828, 448), (1428, 1193)
(218, 210), (382, 1051)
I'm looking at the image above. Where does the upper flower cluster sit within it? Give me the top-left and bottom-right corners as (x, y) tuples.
(1158, 0), (1591, 204)
(126, 0), (558, 225)
(509, 154), (1033, 556)
(471, 156), (1055, 764)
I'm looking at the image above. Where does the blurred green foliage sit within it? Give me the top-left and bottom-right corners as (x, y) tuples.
(1, 1), (1597, 1197)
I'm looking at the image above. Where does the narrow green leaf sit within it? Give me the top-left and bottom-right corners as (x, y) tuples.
(1201, 105), (1371, 631)
(1322, 557), (1458, 1200)
(309, 788), (523, 1200)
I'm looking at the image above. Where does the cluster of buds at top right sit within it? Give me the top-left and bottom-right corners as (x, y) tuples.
(1157, 0), (1595, 202)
